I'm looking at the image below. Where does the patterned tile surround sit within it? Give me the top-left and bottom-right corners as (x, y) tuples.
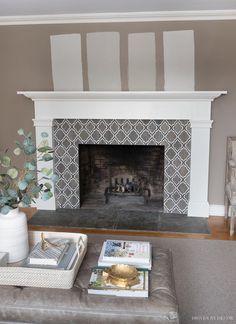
(53, 119), (191, 214)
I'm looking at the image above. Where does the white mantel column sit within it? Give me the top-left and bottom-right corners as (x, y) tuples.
(188, 120), (213, 217)
(33, 118), (56, 210)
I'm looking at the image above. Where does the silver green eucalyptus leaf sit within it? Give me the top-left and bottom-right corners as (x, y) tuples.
(23, 137), (33, 146)
(18, 180), (28, 191)
(0, 197), (9, 204)
(44, 182), (52, 190)
(22, 194), (32, 206)
(7, 168), (18, 179)
(25, 161), (36, 171)
(23, 144), (36, 155)
(38, 146), (53, 153)
(24, 172), (35, 182)
(41, 132), (48, 138)
(51, 174), (59, 183)
(41, 153), (53, 162)
(41, 168), (52, 176)
(1, 156), (11, 168)
(13, 147), (21, 156)
(0, 205), (12, 215)
(17, 128), (24, 136)
(41, 191), (53, 201)
(7, 189), (18, 198)
(32, 185), (42, 194)
(0, 128), (57, 212)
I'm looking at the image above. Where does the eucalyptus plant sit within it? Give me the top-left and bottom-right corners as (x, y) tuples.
(0, 129), (59, 214)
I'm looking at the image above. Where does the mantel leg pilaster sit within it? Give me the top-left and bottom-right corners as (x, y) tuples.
(188, 120), (213, 217)
(33, 118), (56, 210)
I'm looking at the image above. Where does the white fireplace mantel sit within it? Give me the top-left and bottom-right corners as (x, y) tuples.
(18, 90), (226, 217)
(18, 91), (226, 122)
(18, 91), (225, 101)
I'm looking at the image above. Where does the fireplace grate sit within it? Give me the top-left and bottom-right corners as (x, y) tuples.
(104, 176), (151, 205)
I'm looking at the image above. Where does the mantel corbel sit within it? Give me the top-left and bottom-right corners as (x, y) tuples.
(33, 119), (53, 127)
(190, 120), (213, 128)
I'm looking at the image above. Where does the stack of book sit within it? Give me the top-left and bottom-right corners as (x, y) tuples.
(88, 267), (149, 297)
(88, 239), (152, 298)
(24, 238), (79, 270)
(98, 240), (152, 270)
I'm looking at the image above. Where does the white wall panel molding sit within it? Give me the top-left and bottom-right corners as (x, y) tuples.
(163, 30), (195, 91)
(128, 33), (156, 90)
(50, 34), (83, 91)
(2, 10), (236, 25)
(87, 32), (121, 91)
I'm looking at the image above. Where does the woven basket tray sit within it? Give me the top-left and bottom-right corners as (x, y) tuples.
(0, 230), (87, 289)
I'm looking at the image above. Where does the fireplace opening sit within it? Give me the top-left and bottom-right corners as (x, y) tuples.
(79, 144), (164, 211)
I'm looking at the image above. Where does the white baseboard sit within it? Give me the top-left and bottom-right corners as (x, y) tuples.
(209, 204), (225, 216)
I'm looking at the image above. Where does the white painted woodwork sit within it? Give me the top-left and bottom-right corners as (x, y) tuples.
(163, 30), (195, 90)
(50, 34), (83, 91)
(87, 32), (121, 90)
(188, 120), (212, 216)
(34, 119), (56, 210)
(18, 90), (226, 217)
(128, 33), (156, 90)
(1, 10), (236, 26)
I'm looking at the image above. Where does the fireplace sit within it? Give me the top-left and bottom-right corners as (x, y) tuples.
(79, 144), (164, 210)
(18, 91), (226, 217)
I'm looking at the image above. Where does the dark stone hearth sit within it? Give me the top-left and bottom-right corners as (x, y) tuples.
(28, 209), (210, 234)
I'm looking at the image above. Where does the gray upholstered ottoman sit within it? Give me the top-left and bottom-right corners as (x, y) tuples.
(0, 243), (179, 323)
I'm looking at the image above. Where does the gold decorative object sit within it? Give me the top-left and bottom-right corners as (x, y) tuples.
(40, 233), (60, 251)
(105, 264), (140, 288)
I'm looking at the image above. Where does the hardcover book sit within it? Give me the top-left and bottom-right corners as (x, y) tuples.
(25, 242), (78, 270)
(28, 238), (70, 266)
(98, 240), (152, 270)
(88, 267), (149, 297)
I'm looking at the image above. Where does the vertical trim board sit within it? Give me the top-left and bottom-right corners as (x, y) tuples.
(128, 33), (156, 90)
(87, 32), (121, 91)
(163, 30), (195, 91)
(50, 34), (83, 91)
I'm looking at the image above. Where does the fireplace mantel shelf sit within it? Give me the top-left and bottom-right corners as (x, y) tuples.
(18, 90), (227, 124)
(18, 91), (226, 102)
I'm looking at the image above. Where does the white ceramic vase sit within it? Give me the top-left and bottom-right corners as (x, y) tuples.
(0, 208), (29, 263)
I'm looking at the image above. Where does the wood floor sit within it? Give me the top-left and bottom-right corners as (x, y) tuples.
(23, 208), (236, 241)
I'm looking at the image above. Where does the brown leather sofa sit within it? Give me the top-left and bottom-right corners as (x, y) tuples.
(0, 243), (179, 323)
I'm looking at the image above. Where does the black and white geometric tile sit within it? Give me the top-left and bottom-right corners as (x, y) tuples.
(53, 119), (191, 214)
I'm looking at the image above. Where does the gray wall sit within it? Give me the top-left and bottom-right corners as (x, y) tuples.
(0, 20), (235, 207)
